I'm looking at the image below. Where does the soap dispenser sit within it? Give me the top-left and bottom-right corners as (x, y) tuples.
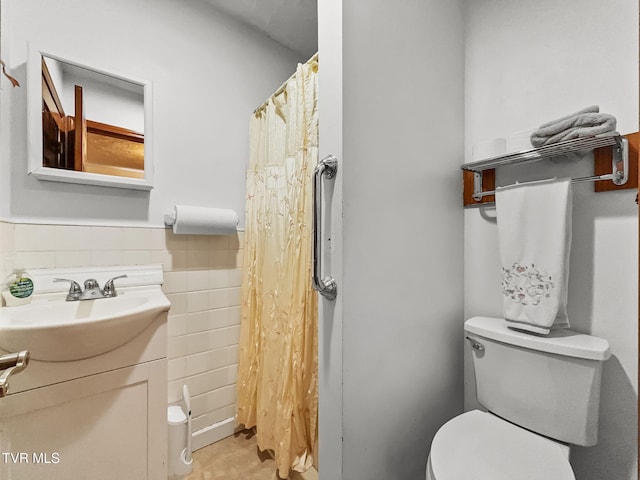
(2, 269), (34, 307)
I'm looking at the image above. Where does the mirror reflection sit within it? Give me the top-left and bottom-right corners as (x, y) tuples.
(41, 55), (144, 179)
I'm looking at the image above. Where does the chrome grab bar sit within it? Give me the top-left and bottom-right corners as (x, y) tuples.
(312, 155), (338, 300)
(0, 350), (30, 397)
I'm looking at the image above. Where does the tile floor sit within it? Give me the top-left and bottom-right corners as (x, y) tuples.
(183, 430), (318, 480)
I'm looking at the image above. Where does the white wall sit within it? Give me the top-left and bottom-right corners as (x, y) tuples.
(0, 2), (10, 217)
(317, 0), (344, 479)
(464, 1), (639, 479)
(1, 0), (301, 227)
(340, 1), (465, 479)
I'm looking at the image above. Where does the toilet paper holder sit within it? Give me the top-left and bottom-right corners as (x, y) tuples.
(163, 211), (177, 226)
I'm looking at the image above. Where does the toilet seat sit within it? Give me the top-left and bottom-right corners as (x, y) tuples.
(428, 410), (575, 480)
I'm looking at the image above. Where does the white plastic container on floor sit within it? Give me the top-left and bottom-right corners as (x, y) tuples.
(168, 385), (193, 479)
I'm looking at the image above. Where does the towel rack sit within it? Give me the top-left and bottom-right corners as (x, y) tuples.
(461, 134), (629, 205)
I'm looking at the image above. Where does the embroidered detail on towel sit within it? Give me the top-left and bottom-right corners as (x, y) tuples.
(501, 262), (554, 306)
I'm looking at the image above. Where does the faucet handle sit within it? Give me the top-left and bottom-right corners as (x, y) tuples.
(53, 278), (83, 300)
(103, 275), (128, 298)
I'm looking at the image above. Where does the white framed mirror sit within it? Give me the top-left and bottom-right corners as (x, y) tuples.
(27, 45), (154, 191)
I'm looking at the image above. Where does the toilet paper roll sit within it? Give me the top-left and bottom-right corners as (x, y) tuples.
(171, 206), (238, 235)
(472, 138), (507, 161)
(505, 130), (536, 153)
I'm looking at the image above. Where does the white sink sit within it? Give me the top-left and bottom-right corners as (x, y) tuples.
(0, 286), (170, 362)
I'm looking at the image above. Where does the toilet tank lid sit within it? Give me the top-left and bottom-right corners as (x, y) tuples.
(464, 317), (611, 361)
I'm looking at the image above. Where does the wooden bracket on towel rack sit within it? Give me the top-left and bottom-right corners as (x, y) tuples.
(594, 132), (639, 192)
(462, 169), (495, 207)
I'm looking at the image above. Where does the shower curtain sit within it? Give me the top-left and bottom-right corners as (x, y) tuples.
(236, 57), (318, 477)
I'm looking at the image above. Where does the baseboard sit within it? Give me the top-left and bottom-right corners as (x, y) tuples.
(191, 417), (235, 452)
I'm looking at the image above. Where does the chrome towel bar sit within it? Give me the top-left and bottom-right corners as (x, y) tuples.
(312, 155), (338, 301)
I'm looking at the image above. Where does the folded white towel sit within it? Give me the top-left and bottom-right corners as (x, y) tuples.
(496, 178), (572, 335)
(530, 105), (617, 147)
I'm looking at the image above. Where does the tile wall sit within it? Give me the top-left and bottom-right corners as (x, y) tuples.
(0, 222), (14, 281)
(0, 221), (243, 438)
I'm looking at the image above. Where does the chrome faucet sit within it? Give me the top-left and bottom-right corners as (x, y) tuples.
(81, 278), (104, 300)
(54, 275), (128, 301)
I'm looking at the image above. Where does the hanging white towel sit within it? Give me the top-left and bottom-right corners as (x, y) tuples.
(495, 178), (572, 335)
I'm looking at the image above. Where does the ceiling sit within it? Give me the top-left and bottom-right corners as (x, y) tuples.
(203, 0), (318, 59)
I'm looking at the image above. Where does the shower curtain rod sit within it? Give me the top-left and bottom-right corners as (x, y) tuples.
(253, 52), (318, 115)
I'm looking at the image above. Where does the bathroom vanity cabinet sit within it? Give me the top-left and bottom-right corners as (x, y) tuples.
(0, 298), (168, 480)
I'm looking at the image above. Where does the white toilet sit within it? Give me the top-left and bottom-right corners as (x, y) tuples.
(426, 316), (611, 480)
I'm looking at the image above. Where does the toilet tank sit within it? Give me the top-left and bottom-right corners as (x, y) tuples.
(465, 316), (610, 447)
